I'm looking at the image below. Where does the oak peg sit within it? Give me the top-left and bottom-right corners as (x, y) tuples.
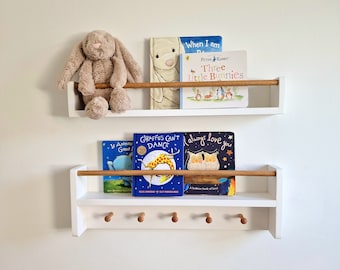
(171, 212), (179, 223)
(137, 212), (145, 223)
(205, 213), (213, 224)
(239, 214), (248, 224)
(104, 212), (114, 222)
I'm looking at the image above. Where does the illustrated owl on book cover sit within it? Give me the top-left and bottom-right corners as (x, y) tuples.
(183, 131), (235, 195)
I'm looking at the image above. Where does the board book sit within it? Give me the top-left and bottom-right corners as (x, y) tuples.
(150, 36), (223, 110)
(180, 50), (248, 109)
(183, 132), (236, 195)
(102, 140), (133, 193)
(132, 132), (184, 196)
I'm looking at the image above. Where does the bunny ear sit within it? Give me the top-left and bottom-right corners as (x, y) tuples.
(57, 42), (86, 90)
(114, 38), (143, 83)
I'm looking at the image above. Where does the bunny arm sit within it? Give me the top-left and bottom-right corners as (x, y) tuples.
(78, 59), (96, 96)
(57, 43), (85, 90)
(110, 56), (128, 88)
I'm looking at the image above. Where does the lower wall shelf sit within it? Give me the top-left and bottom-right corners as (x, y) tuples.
(70, 165), (282, 238)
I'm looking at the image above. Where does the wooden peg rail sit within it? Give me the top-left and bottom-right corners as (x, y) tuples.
(77, 169), (276, 177)
(73, 79), (279, 90)
(102, 211), (247, 225)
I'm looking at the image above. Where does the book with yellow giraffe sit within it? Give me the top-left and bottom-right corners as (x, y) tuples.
(132, 132), (184, 196)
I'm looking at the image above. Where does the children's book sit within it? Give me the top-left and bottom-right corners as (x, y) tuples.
(132, 132), (184, 196)
(102, 140), (133, 193)
(180, 50), (248, 109)
(183, 132), (236, 195)
(150, 36), (222, 110)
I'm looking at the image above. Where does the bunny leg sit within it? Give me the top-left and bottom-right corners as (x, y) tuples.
(109, 87), (131, 113)
(85, 96), (109, 119)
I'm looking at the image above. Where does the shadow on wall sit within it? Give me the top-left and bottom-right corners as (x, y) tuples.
(37, 32), (86, 118)
(52, 166), (72, 230)
(0, 167), (72, 244)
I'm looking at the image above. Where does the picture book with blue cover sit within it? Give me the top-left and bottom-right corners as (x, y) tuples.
(150, 36), (223, 109)
(102, 140), (133, 193)
(133, 132), (184, 196)
(183, 132), (236, 195)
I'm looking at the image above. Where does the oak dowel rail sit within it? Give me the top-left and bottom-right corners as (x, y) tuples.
(77, 169), (276, 177)
(73, 79), (279, 90)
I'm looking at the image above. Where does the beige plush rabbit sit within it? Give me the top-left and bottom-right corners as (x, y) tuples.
(58, 30), (143, 119)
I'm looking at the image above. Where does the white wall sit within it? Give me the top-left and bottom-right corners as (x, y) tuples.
(1, 0), (339, 269)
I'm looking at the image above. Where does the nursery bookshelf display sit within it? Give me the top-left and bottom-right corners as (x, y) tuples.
(66, 77), (285, 117)
(66, 75), (285, 238)
(70, 165), (282, 238)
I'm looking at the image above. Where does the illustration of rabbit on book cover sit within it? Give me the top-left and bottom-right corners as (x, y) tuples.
(150, 36), (222, 110)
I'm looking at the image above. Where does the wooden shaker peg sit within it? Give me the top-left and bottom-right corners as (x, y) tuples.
(239, 214), (248, 224)
(205, 213), (213, 224)
(171, 212), (179, 223)
(104, 212), (114, 222)
(137, 212), (145, 223)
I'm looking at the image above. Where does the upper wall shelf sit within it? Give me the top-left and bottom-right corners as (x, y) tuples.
(66, 77), (285, 117)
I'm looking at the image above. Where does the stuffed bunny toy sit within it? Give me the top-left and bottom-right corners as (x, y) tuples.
(58, 30), (143, 119)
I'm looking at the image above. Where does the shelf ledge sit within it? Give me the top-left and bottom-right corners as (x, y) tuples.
(78, 192), (276, 207)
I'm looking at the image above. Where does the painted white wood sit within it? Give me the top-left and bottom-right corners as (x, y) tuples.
(77, 192), (276, 207)
(70, 165), (88, 237)
(66, 77), (284, 117)
(268, 165), (282, 238)
(70, 165), (282, 238)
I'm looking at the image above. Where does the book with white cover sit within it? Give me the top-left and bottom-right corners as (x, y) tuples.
(180, 50), (248, 109)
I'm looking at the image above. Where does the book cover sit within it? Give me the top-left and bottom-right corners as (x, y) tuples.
(183, 132), (236, 195)
(102, 140), (133, 193)
(180, 50), (248, 109)
(150, 36), (222, 110)
(132, 132), (184, 196)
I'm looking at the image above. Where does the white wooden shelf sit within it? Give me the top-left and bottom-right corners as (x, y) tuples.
(67, 77), (285, 117)
(70, 165), (282, 238)
(77, 192), (276, 207)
